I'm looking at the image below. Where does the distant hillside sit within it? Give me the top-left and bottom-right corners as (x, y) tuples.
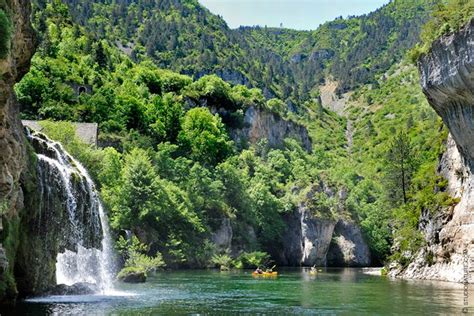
(51, 0), (437, 104)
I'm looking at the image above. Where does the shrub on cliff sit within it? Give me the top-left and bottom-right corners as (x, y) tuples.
(410, 0), (474, 62)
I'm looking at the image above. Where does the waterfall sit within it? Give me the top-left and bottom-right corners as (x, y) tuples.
(27, 130), (116, 293)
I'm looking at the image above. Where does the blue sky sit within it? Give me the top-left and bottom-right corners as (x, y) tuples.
(198, 0), (390, 30)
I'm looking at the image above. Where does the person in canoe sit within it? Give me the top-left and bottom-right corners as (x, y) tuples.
(255, 267), (263, 274)
(310, 265), (317, 275)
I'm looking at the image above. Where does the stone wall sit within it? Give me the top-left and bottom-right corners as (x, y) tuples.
(22, 120), (98, 146)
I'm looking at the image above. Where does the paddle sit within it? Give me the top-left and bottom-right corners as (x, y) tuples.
(267, 265), (276, 272)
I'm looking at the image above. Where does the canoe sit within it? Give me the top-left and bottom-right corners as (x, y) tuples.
(252, 271), (278, 277)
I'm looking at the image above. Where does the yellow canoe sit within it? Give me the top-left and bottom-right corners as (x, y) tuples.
(252, 271), (278, 277)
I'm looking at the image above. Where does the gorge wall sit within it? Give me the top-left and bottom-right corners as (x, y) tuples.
(391, 18), (474, 283)
(0, 0), (35, 301)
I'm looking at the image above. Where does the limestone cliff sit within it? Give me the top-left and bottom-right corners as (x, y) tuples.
(391, 18), (474, 283)
(327, 220), (371, 267)
(0, 0), (35, 301)
(280, 205), (336, 266)
(277, 185), (370, 267)
(185, 100), (312, 152)
(231, 106), (312, 152)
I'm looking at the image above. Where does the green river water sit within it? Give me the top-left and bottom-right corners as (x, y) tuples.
(4, 268), (473, 315)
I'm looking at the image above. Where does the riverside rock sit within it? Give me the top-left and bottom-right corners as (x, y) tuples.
(327, 220), (371, 267)
(47, 282), (98, 295)
(118, 270), (147, 283)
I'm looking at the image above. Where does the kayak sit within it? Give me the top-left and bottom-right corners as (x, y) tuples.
(252, 271), (278, 277)
(309, 271), (317, 276)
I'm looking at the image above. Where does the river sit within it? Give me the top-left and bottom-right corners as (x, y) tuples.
(5, 268), (472, 315)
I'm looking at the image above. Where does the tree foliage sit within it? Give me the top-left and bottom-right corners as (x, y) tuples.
(410, 0), (474, 61)
(384, 132), (417, 205)
(178, 107), (233, 166)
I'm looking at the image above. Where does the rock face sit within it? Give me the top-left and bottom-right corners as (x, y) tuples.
(327, 220), (371, 267)
(280, 207), (336, 266)
(211, 218), (233, 251)
(232, 106), (312, 152)
(391, 18), (474, 283)
(118, 270), (146, 283)
(0, 0), (36, 301)
(419, 18), (474, 162)
(278, 186), (371, 267)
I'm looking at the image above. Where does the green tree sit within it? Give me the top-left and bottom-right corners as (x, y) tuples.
(178, 107), (233, 166)
(98, 148), (122, 188)
(384, 131), (417, 205)
(145, 93), (184, 143)
(94, 41), (107, 69)
(186, 75), (234, 109)
(111, 148), (160, 228)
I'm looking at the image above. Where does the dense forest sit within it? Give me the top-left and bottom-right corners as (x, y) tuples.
(12, 0), (472, 275)
(40, 0), (436, 101)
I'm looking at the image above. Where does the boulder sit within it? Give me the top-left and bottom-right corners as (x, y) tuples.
(46, 282), (98, 295)
(117, 268), (147, 283)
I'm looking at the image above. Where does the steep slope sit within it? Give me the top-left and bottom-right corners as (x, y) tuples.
(391, 18), (474, 282)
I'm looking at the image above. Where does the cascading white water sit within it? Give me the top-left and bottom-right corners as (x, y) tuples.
(27, 130), (116, 293)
